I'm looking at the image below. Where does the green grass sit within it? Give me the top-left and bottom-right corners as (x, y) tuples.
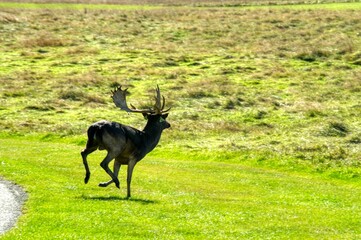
(1, 137), (361, 239)
(0, 1), (361, 239)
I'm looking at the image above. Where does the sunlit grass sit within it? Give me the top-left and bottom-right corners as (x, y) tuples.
(1, 137), (361, 239)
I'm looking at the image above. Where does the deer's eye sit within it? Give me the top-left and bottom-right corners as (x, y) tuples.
(159, 117), (165, 123)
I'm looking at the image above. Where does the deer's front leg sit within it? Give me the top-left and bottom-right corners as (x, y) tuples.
(100, 153), (120, 188)
(126, 159), (137, 198)
(99, 160), (121, 187)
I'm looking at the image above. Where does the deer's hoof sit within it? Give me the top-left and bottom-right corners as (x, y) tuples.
(98, 182), (108, 187)
(84, 172), (90, 184)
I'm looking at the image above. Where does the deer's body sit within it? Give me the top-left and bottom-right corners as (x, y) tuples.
(81, 86), (170, 198)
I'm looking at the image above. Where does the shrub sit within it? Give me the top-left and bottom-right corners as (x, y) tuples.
(321, 121), (350, 137)
(59, 89), (85, 101)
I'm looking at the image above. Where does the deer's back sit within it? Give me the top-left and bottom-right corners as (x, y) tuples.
(91, 120), (145, 161)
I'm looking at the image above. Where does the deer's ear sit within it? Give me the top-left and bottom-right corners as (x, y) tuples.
(162, 113), (169, 119)
(142, 113), (149, 120)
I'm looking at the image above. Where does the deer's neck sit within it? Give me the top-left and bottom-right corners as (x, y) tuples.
(142, 122), (163, 154)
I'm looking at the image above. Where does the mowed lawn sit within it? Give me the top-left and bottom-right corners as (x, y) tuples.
(1, 137), (361, 239)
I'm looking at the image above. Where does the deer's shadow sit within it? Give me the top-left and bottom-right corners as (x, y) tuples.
(80, 194), (158, 204)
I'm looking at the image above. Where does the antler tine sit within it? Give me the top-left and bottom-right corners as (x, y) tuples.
(112, 85), (153, 114)
(161, 95), (166, 111)
(154, 85), (162, 113)
(161, 95), (172, 113)
(154, 85), (171, 114)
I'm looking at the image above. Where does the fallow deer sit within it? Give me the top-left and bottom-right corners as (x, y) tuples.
(81, 85), (171, 198)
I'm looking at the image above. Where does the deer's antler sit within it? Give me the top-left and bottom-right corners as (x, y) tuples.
(111, 85), (170, 115)
(111, 86), (153, 114)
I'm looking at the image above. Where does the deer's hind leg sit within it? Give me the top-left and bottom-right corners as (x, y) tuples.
(100, 152), (121, 189)
(99, 160), (121, 187)
(81, 145), (98, 184)
(81, 125), (101, 184)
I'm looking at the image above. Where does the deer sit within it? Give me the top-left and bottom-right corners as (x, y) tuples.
(81, 85), (171, 198)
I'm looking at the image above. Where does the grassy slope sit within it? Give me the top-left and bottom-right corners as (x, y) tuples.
(1, 2), (360, 176)
(0, 2), (361, 239)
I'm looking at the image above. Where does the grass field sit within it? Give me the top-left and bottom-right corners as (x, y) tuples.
(1, 137), (361, 239)
(0, 1), (361, 239)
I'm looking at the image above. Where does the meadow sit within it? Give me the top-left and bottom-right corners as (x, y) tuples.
(0, 1), (361, 239)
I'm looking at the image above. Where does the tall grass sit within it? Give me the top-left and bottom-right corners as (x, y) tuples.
(0, 3), (360, 176)
(0, 0), (360, 6)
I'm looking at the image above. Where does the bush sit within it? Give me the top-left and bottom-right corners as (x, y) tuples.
(321, 121), (350, 137)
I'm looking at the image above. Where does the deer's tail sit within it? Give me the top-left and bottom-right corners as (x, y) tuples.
(86, 123), (103, 149)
